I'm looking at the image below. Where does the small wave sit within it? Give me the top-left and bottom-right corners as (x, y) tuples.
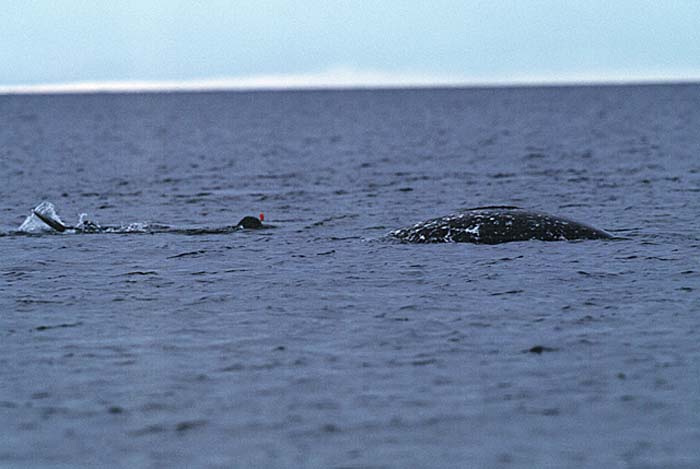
(167, 250), (208, 259)
(304, 214), (359, 229)
(35, 322), (83, 331)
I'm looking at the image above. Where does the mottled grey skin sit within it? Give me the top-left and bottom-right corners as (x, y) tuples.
(390, 206), (613, 244)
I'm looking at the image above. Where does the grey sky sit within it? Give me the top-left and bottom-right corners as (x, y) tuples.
(2, 1), (699, 89)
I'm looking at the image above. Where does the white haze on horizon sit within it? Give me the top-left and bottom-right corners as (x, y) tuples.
(1, 68), (698, 94)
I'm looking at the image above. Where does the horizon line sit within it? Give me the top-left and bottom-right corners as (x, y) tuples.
(1, 70), (699, 95)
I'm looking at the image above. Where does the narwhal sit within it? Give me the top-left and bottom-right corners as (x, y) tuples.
(390, 206), (613, 244)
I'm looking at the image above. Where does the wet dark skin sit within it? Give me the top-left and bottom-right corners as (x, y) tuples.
(32, 209), (265, 233)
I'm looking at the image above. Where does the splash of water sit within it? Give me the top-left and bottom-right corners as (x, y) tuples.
(18, 201), (66, 233)
(115, 223), (149, 233)
(76, 213), (101, 233)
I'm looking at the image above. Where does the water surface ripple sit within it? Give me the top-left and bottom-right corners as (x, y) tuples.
(1, 86), (699, 468)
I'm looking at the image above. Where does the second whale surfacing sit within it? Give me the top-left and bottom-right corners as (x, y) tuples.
(390, 206), (613, 244)
(24, 201), (267, 234)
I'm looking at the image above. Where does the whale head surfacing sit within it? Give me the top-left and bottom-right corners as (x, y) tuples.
(236, 215), (264, 229)
(390, 206), (612, 244)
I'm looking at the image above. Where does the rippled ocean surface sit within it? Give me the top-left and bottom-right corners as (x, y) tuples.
(1, 86), (699, 468)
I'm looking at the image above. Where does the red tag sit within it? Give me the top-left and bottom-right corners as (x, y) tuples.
(259, 213), (265, 221)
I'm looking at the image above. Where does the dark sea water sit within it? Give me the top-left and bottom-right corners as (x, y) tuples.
(1, 85), (699, 468)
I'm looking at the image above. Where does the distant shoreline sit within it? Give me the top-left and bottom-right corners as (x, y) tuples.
(1, 78), (698, 96)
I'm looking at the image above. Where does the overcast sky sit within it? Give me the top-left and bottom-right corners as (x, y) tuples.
(2, 0), (699, 90)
